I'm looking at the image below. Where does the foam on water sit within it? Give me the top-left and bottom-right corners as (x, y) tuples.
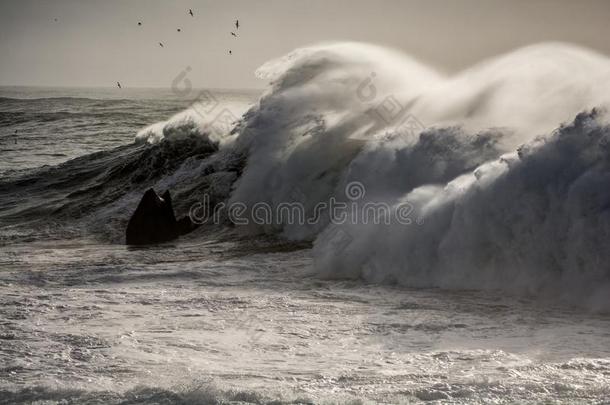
(1, 241), (609, 404)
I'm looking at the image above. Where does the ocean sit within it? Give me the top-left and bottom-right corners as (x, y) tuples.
(1, 42), (610, 404)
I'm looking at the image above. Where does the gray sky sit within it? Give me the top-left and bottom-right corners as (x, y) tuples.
(1, 0), (610, 89)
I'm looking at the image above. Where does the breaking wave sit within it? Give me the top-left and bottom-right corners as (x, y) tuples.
(3, 41), (610, 310)
(228, 42), (610, 311)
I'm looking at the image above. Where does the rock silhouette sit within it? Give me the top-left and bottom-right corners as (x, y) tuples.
(125, 188), (196, 245)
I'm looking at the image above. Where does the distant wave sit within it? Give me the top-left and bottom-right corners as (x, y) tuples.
(0, 96), (106, 102)
(0, 110), (146, 125)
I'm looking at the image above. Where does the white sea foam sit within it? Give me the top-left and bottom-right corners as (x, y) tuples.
(223, 42), (610, 310)
(135, 98), (251, 146)
(135, 41), (610, 310)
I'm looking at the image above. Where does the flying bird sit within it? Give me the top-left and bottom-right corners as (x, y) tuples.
(138, 22), (142, 26)
(235, 20), (239, 29)
(177, 28), (181, 32)
(228, 50), (232, 55)
(159, 42), (164, 47)
(231, 32), (237, 37)
(54, 18), (58, 22)
(117, 82), (122, 89)
(188, 9), (194, 17)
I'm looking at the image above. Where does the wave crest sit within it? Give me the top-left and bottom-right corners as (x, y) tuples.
(228, 42), (610, 310)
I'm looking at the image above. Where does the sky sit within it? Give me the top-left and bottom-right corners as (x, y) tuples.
(1, 0), (610, 89)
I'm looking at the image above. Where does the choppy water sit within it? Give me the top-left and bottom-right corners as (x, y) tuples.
(0, 86), (256, 176)
(0, 235), (610, 403)
(1, 63), (610, 405)
(2, 237), (610, 404)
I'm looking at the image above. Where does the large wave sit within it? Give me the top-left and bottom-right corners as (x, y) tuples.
(4, 41), (610, 310)
(315, 110), (610, 310)
(224, 42), (610, 311)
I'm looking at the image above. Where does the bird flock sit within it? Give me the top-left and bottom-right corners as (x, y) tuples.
(115, 9), (240, 88)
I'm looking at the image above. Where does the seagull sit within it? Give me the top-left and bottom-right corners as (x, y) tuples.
(235, 19), (239, 30)
(138, 22), (142, 26)
(177, 28), (181, 32)
(229, 50), (232, 55)
(189, 9), (194, 17)
(231, 32), (237, 37)
(159, 42), (164, 47)
(117, 81), (122, 89)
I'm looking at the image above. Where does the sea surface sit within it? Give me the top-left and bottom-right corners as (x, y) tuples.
(1, 81), (609, 404)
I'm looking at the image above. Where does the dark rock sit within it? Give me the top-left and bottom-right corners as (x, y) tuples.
(176, 216), (198, 235)
(125, 188), (197, 245)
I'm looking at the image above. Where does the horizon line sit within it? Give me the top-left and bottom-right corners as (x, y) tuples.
(0, 84), (266, 92)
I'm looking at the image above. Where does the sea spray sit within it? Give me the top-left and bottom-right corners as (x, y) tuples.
(225, 42), (610, 309)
